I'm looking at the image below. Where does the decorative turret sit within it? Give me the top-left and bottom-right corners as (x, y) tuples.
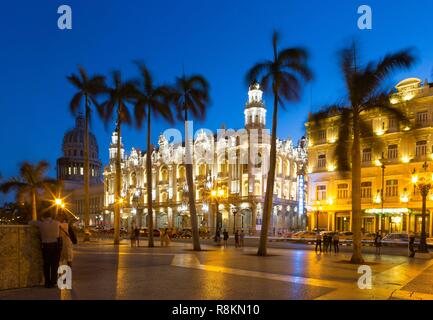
(244, 81), (266, 129)
(109, 131), (124, 161)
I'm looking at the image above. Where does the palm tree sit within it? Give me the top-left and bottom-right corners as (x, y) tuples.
(310, 42), (415, 263)
(169, 73), (210, 251)
(67, 66), (106, 236)
(133, 62), (173, 247)
(246, 31), (312, 256)
(101, 70), (137, 244)
(0, 161), (58, 221)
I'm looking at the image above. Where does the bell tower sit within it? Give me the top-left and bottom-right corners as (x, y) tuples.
(244, 82), (266, 129)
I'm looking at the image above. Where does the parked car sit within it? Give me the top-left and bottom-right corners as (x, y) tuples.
(178, 228), (192, 238)
(291, 231), (317, 240)
(320, 231), (338, 238)
(139, 228), (161, 237)
(106, 228), (127, 235)
(361, 232), (376, 241)
(382, 233), (409, 243)
(339, 231), (354, 241)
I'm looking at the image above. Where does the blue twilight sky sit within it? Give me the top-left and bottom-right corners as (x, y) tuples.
(1, 0), (433, 204)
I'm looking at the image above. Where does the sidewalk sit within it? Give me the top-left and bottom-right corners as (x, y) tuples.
(1, 240), (432, 300)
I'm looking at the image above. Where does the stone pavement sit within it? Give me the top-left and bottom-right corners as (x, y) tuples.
(0, 239), (432, 300)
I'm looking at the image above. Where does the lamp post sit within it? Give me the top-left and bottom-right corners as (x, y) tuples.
(378, 152), (387, 232)
(411, 162), (430, 253)
(231, 205), (238, 234)
(312, 201), (322, 232)
(210, 187), (225, 237)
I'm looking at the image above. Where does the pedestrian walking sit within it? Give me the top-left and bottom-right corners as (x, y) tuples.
(164, 228), (171, 247)
(374, 231), (382, 255)
(134, 226), (140, 247)
(240, 230), (245, 247)
(160, 228), (165, 247)
(223, 229), (229, 247)
(29, 209), (61, 288)
(130, 226), (136, 247)
(215, 229), (221, 246)
(315, 233), (322, 253)
(323, 234), (329, 253)
(58, 214), (74, 268)
(234, 230), (240, 248)
(333, 233), (340, 253)
(409, 234), (416, 258)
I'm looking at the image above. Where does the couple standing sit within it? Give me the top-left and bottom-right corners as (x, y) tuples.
(30, 209), (76, 288)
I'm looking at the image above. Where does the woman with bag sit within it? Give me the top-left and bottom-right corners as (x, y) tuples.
(59, 214), (74, 268)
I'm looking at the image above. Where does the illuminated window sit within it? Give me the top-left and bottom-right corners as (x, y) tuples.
(337, 184), (349, 199)
(361, 182), (372, 199)
(385, 180), (398, 197)
(317, 154), (326, 169)
(316, 185), (327, 201)
(317, 130), (327, 145)
(388, 144), (398, 160)
(80, 167), (83, 175)
(416, 111), (428, 127)
(362, 148), (371, 163)
(416, 140), (427, 157)
(388, 117), (398, 132)
(68, 167), (72, 175)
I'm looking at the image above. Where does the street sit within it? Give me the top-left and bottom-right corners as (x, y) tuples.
(1, 239), (432, 300)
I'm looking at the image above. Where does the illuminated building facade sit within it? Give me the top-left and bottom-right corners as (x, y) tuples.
(103, 84), (308, 234)
(306, 78), (433, 236)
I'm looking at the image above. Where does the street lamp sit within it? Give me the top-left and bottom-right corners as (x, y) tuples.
(312, 201), (322, 232)
(210, 184), (226, 237)
(53, 197), (65, 218)
(231, 205), (238, 234)
(411, 162), (430, 253)
(378, 152), (387, 231)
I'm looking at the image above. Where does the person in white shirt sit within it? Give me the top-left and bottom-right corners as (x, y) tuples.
(29, 209), (61, 288)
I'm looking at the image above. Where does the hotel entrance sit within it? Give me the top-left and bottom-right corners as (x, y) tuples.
(361, 217), (375, 233)
(364, 208), (409, 234)
(335, 212), (350, 231)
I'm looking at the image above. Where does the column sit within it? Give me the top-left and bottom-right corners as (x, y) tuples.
(349, 212), (353, 232)
(429, 211), (432, 238)
(251, 202), (257, 235)
(406, 213), (411, 234)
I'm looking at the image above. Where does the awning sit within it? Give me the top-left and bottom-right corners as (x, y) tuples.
(364, 208), (410, 215)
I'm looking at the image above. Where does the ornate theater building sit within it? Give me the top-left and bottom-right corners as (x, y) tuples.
(103, 83), (308, 235)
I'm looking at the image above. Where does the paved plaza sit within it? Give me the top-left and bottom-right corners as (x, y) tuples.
(1, 239), (433, 300)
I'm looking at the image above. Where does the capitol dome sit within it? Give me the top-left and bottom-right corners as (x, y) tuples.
(56, 114), (102, 184)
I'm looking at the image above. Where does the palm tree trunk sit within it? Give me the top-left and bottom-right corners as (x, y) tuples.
(83, 96), (90, 240)
(185, 111), (201, 251)
(350, 111), (364, 263)
(146, 105), (154, 247)
(257, 89), (279, 256)
(114, 118), (122, 245)
(31, 190), (37, 221)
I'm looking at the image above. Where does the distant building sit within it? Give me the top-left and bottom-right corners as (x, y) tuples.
(56, 114), (104, 226)
(103, 83), (308, 234)
(306, 78), (433, 237)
